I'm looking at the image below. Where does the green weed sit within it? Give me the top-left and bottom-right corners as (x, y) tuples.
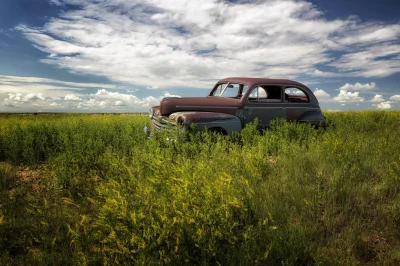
(0, 112), (399, 265)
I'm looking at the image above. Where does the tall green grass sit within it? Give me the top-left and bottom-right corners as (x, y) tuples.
(0, 112), (399, 265)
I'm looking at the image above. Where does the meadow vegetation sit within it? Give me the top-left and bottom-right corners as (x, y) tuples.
(0, 111), (399, 265)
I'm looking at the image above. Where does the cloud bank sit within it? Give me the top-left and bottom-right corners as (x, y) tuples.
(2, 88), (179, 111)
(16, 0), (400, 88)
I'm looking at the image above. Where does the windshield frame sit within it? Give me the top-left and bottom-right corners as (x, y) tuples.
(209, 82), (247, 98)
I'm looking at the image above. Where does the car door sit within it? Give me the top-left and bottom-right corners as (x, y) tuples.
(242, 85), (286, 129)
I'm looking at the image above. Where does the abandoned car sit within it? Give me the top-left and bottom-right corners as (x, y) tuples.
(146, 77), (325, 136)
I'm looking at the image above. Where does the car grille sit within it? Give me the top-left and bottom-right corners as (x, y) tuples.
(151, 117), (176, 131)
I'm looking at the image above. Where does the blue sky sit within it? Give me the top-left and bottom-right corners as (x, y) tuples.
(0, 0), (399, 112)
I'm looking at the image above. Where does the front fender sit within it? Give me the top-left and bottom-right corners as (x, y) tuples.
(169, 112), (242, 135)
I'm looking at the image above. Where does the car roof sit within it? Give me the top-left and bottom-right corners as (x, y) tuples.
(218, 77), (307, 88)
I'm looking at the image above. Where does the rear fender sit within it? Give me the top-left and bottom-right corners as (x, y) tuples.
(298, 111), (326, 127)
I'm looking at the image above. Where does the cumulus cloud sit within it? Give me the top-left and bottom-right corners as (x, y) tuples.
(5, 92), (45, 103)
(25, 93), (45, 101)
(4, 101), (17, 108)
(370, 94), (384, 102)
(64, 94), (81, 101)
(312, 69), (336, 77)
(313, 88), (332, 102)
(14, 0), (400, 88)
(339, 82), (376, 91)
(0, 73), (183, 111)
(3, 92), (48, 109)
(390, 95), (400, 101)
(0, 74), (119, 102)
(5, 93), (24, 103)
(163, 92), (181, 98)
(333, 90), (364, 103)
(77, 89), (180, 110)
(374, 101), (391, 109)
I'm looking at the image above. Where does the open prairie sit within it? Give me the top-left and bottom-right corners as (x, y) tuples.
(1, 111), (400, 265)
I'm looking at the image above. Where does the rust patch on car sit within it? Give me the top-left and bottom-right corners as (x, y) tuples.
(148, 77), (326, 135)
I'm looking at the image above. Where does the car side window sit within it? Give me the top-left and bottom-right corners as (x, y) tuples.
(284, 87), (309, 103)
(248, 85), (282, 102)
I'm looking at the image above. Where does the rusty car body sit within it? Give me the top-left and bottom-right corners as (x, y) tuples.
(146, 77), (325, 135)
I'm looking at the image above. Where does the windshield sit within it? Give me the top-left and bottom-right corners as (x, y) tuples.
(210, 83), (247, 98)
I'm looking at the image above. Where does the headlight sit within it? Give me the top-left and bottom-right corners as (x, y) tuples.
(169, 113), (176, 121)
(149, 108), (153, 118)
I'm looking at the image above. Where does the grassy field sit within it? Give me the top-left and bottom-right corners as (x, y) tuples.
(0, 111), (399, 265)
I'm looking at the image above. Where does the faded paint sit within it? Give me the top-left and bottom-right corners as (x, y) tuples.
(148, 77), (325, 135)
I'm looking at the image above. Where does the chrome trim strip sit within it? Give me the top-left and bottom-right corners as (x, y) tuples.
(176, 106), (237, 109)
(283, 107), (320, 109)
(152, 116), (176, 126)
(244, 106), (319, 110)
(195, 120), (236, 125)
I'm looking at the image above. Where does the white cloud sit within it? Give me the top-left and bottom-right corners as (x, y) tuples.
(5, 92), (24, 103)
(2, 0), (399, 112)
(14, 0), (400, 89)
(64, 94), (81, 101)
(77, 98), (108, 109)
(333, 90), (364, 103)
(5, 92), (45, 103)
(313, 88), (332, 102)
(49, 0), (62, 5)
(313, 70), (324, 76)
(0, 74), (119, 106)
(374, 101), (392, 109)
(370, 94), (384, 102)
(312, 69), (336, 77)
(3, 92), (49, 109)
(302, 87), (372, 105)
(0, 75), (117, 90)
(77, 89), (180, 110)
(339, 25), (400, 46)
(0, 74), (181, 111)
(163, 92), (181, 98)
(339, 82), (376, 91)
(4, 100), (17, 107)
(331, 45), (400, 78)
(390, 95), (400, 101)
(0, 74), (126, 111)
(25, 93), (45, 101)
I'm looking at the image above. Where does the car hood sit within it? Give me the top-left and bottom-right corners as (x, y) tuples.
(160, 97), (240, 116)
